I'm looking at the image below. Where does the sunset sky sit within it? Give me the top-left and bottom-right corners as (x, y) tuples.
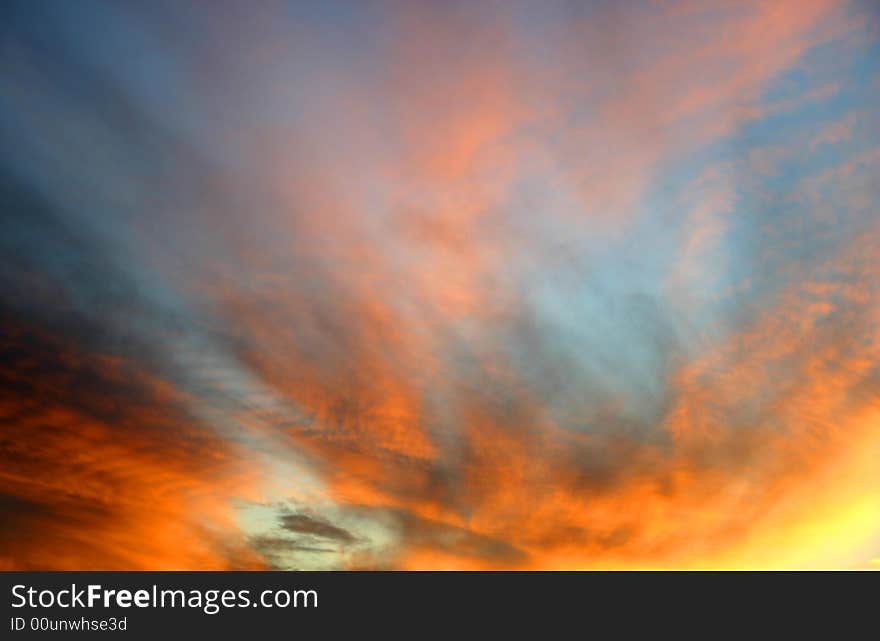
(1, 0), (879, 570)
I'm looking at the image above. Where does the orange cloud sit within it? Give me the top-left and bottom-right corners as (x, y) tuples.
(0, 318), (265, 570)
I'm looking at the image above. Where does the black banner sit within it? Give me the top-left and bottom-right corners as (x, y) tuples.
(0, 571), (872, 637)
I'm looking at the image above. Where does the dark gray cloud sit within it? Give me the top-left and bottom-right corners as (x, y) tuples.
(279, 512), (360, 545)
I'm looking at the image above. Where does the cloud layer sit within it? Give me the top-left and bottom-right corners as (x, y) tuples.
(1, 0), (879, 569)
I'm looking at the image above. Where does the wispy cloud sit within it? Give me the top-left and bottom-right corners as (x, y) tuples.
(1, 0), (878, 569)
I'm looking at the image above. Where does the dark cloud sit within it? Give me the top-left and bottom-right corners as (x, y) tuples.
(279, 512), (360, 545)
